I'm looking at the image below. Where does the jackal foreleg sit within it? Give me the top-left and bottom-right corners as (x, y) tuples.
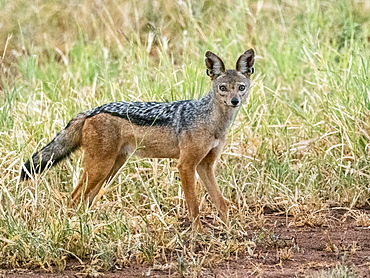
(178, 138), (227, 230)
(196, 148), (228, 224)
(177, 161), (201, 228)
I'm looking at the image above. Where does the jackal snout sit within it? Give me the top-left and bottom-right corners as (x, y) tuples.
(231, 97), (240, 107)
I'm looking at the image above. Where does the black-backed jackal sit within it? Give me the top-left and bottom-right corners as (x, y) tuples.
(21, 49), (255, 229)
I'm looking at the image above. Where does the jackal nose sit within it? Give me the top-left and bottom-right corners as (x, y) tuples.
(231, 98), (240, 106)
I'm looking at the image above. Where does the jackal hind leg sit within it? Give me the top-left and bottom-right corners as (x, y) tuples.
(107, 152), (129, 182)
(71, 115), (125, 206)
(81, 151), (130, 206)
(71, 151), (118, 206)
(196, 147), (229, 225)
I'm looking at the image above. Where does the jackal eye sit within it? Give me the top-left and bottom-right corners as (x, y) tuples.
(239, 84), (246, 91)
(219, 85), (227, 91)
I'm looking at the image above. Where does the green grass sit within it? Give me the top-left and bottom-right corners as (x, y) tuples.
(309, 255), (357, 278)
(0, 0), (370, 275)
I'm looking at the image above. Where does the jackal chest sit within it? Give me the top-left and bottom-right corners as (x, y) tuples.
(211, 138), (220, 149)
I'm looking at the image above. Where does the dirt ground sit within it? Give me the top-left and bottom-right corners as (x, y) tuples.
(1, 211), (370, 278)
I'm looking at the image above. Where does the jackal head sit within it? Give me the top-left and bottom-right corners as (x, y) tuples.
(205, 49), (255, 108)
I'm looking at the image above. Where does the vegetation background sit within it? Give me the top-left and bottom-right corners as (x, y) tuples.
(0, 0), (369, 276)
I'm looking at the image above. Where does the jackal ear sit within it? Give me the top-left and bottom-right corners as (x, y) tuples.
(236, 49), (255, 76)
(205, 51), (226, 79)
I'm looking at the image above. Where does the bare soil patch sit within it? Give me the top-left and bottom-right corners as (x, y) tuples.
(1, 211), (370, 277)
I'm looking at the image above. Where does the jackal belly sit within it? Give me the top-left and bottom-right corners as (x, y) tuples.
(132, 126), (180, 158)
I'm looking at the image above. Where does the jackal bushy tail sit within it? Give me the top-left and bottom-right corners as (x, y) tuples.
(20, 113), (86, 180)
